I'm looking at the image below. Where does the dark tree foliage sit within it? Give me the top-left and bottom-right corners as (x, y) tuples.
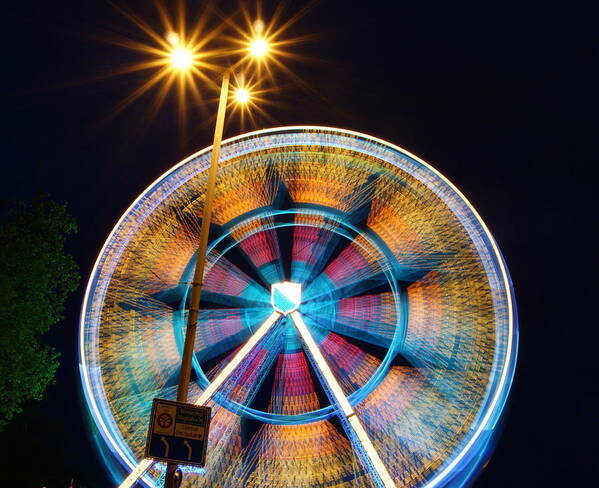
(0, 196), (79, 431)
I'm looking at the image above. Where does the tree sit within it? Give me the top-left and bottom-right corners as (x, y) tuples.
(0, 196), (79, 431)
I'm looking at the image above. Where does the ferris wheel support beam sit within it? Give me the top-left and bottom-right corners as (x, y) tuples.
(118, 458), (154, 488)
(194, 311), (282, 405)
(289, 311), (396, 488)
(117, 311), (282, 488)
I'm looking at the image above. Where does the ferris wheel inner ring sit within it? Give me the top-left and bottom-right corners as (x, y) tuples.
(178, 206), (407, 425)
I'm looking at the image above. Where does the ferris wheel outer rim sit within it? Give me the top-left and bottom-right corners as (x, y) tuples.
(78, 125), (517, 487)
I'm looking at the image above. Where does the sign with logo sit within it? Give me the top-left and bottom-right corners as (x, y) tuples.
(271, 281), (302, 315)
(145, 398), (211, 467)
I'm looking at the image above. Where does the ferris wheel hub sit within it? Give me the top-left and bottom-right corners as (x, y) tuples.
(271, 281), (302, 315)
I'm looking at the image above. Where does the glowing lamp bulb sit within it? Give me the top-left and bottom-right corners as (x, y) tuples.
(166, 32), (180, 46)
(249, 38), (269, 58)
(169, 47), (193, 70)
(234, 87), (250, 104)
(254, 19), (265, 35)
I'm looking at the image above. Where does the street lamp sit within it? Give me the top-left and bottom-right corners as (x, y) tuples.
(234, 86), (251, 104)
(249, 37), (269, 58)
(107, 9), (305, 487)
(160, 34), (263, 488)
(169, 46), (193, 70)
(166, 34), (263, 405)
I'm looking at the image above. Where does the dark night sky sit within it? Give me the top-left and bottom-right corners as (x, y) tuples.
(1, 1), (596, 486)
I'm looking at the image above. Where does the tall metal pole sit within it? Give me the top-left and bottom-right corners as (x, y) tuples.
(165, 70), (230, 488)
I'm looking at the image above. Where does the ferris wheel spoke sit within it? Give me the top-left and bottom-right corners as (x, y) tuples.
(290, 311), (396, 488)
(149, 255), (271, 310)
(312, 329), (382, 396)
(253, 176), (295, 281)
(302, 238), (445, 307)
(300, 236), (387, 302)
(152, 287), (269, 312)
(205, 236), (271, 292)
(301, 314), (395, 364)
(290, 218), (343, 283)
(190, 307), (273, 363)
(274, 216), (295, 282)
(199, 290), (268, 309)
(297, 229), (386, 290)
(292, 173), (379, 282)
(201, 255), (271, 303)
(236, 225), (286, 285)
(304, 313), (457, 375)
(303, 272), (389, 304)
(316, 292), (397, 343)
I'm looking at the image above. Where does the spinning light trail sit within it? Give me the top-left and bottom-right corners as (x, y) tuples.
(80, 127), (517, 488)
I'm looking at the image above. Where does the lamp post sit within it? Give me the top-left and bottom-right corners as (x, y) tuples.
(116, 26), (276, 488)
(162, 39), (267, 488)
(162, 67), (228, 488)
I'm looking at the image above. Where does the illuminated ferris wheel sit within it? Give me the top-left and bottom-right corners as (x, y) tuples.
(80, 126), (517, 488)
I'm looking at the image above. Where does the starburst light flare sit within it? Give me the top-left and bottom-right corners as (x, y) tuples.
(234, 87), (251, 104)
(103, 1), (227, 124)
(249, 38), (269, 58)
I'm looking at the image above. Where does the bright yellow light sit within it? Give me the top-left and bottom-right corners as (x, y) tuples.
(166, 31), (180, 46)
(234, 87), (251, 104)
(249, 38), (269, 58)
(254, 19), (265, 35)
(169, 46), (193, 70)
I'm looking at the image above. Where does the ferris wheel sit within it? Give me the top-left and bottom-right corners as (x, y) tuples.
(80, 126), (517, 488)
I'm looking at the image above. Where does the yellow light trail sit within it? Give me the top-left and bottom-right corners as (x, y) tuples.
(289, 311), (396, 488)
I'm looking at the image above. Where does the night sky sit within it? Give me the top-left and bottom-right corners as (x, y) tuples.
(1, 1), (596, 487)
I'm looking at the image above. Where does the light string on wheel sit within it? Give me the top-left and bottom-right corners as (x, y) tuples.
(80, 127), (517, 488)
